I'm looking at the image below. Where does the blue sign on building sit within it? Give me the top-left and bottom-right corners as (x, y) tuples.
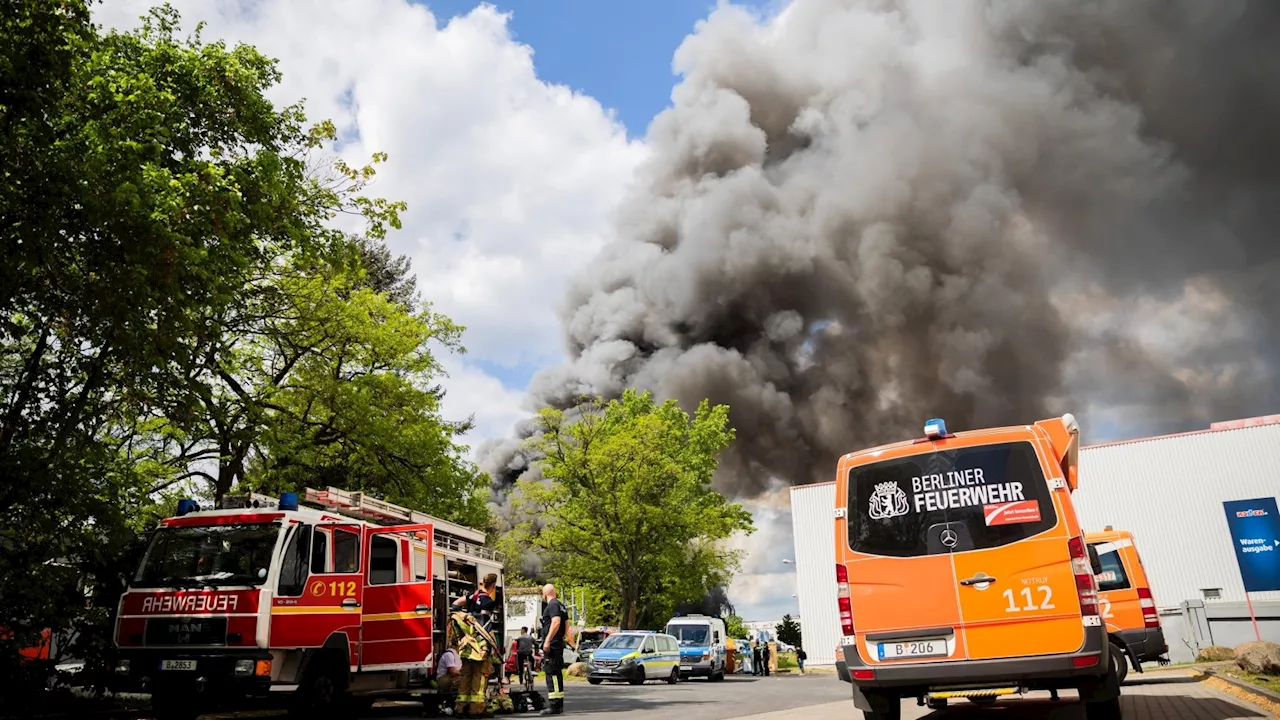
(1223, 497), (1280, 593)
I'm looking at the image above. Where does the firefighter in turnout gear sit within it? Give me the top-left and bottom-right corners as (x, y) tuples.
(539, 584), (570, 715)
(449, 573), (501, 717)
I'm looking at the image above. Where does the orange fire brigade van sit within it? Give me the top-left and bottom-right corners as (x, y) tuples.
(834, 415), (1122, 720)
(110, 487), (505, 720)
(1086, 528), (1169, 683)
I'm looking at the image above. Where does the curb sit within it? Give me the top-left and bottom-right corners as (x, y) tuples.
(1204, 669), (1280, 706)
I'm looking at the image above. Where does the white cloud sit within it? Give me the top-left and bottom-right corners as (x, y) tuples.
(97, 0), (648, 449)
(436, 354), (530, 460)
(728, 486), (803, 621)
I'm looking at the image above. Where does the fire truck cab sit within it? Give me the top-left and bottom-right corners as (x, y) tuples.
(111, 487), (503, 719)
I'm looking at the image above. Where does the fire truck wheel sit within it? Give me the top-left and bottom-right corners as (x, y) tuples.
(150, 690), (199, 720)
(289, 653), (351, 718)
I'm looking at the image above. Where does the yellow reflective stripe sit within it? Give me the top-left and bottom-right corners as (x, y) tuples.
(549, 692), (565, 699)
(362, 611), (431, 621)
(270, 605), (360, 615)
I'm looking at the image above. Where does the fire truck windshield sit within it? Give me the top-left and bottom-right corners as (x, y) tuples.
(133, 523), (281, 589)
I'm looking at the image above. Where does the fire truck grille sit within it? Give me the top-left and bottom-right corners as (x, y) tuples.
(144, 617), (228, 646)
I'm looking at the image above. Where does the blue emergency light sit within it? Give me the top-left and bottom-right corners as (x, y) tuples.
(176, 499), (199, 516)
(279, 492), (299, 511)
(924, 418), (947, 439)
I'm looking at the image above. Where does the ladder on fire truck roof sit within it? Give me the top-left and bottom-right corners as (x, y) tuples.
(222, 487), (502, 563)
(301, 487), (502, 563)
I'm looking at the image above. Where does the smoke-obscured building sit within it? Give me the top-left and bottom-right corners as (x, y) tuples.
(790, 415), (1280, 666)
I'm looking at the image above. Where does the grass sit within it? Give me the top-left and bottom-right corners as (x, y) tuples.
(1219, 667), (1280, 695)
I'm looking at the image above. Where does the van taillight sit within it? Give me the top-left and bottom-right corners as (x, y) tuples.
(1068, 536), (1099, 617)
(1137, 587), (1161, 628)
(836, 563), (854, 635)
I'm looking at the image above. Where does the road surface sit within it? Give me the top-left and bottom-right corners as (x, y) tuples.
(174, 669), (1274, 720)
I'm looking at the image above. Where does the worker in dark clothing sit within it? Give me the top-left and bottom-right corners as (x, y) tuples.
(515, 626), (536, 688)
(751, 639), (762, 676)
(453, 573), (499, 628)
(539, 584), (569, 716)
(761, 641), (772, 676)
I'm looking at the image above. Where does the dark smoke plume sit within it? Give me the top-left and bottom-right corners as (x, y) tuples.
(480, 0), (1280, 505)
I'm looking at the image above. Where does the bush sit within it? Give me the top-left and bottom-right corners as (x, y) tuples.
(1197, 645), (1235, 662)
(777, 652), (798, 670)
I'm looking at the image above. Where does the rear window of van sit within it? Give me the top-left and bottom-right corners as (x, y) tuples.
(1089, 543), (1132, 591)
(847, 441), (1057, 557)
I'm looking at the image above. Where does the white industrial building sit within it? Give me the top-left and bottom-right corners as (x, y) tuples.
(789, 415), (1280, 666)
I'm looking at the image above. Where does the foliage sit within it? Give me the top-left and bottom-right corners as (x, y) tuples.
(775, 614), (802, 648)
(240, 262), (488, 526)
(511, 390), (754, 630)
(724, 614), (747, 639)
(0, 2), (479, 705)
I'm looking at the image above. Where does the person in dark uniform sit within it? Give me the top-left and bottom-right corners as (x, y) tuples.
(453, 573), (499, 625)
(761, 640), (771, 676)
(539, 584), (569, 716)
(515, 626), (536, 687)
(751, 639), (762, 676)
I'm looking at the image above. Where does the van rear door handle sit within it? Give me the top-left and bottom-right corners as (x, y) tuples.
(960, 573), (997, 586)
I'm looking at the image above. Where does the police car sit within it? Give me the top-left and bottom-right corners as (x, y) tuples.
(585, 631), (681, 686)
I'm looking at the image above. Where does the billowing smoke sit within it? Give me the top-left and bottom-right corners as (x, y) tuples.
(481, 0), (1280, 508)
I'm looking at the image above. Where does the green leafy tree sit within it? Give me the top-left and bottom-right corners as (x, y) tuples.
(724, 614), (747, 639)
(776, 614), (802, 648)
(512, 390), (755, 629)
(0, 2), (465, 703)
(240, 260), (489, 526)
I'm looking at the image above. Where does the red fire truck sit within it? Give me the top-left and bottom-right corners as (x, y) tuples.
(110, 487), (506, 719)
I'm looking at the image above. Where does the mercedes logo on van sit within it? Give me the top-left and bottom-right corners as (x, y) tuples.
(940, 529), (958, 548)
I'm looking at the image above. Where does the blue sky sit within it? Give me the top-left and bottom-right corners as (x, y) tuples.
(418, 0), (770, 138)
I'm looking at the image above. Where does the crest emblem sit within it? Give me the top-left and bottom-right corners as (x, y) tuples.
(868, 481), (909, 520)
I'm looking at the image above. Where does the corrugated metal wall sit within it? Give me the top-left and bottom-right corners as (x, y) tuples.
(789, 482), (840, 665)
(1073, 423), (1280, 608)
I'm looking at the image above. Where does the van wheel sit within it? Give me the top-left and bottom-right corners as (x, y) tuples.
(668, 667), (679, 684)
(1110, 642), (1130, 684)
(1085, 696), (1122, 720)
(628, 667), (646, 685)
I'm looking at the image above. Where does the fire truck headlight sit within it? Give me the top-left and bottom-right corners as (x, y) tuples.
(114, 659), (131, 675)
(234, 659), (255, 676)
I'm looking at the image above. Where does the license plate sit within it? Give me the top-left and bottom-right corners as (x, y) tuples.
(681, 664), (693, 671)
(597, 668), (612, 674)
(877, 639), (947, 660)
(160, 660), (197, 671)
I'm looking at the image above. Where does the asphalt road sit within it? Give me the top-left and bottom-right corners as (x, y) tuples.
(546, 672), (852, 719)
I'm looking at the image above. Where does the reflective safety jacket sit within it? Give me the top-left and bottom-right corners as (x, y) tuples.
(449, 611), (500, 663)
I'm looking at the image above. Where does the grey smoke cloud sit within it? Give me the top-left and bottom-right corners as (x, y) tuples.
(480, 0), (1280, 504)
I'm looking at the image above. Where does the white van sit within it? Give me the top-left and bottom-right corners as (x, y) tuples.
(664, 614), (729, 681)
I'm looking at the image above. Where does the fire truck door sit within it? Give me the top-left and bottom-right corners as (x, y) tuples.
(361, 526), (434, 669)
(271, 523), (364, 669)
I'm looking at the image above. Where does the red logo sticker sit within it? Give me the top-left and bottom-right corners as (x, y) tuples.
(983, 500), (1042, 526)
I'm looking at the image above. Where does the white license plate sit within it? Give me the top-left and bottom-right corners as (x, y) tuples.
(680, 665), (691, 671)
(877, 639), (947, 660)
(597, 667), (612, 674)
(161, 660), (197, 671)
